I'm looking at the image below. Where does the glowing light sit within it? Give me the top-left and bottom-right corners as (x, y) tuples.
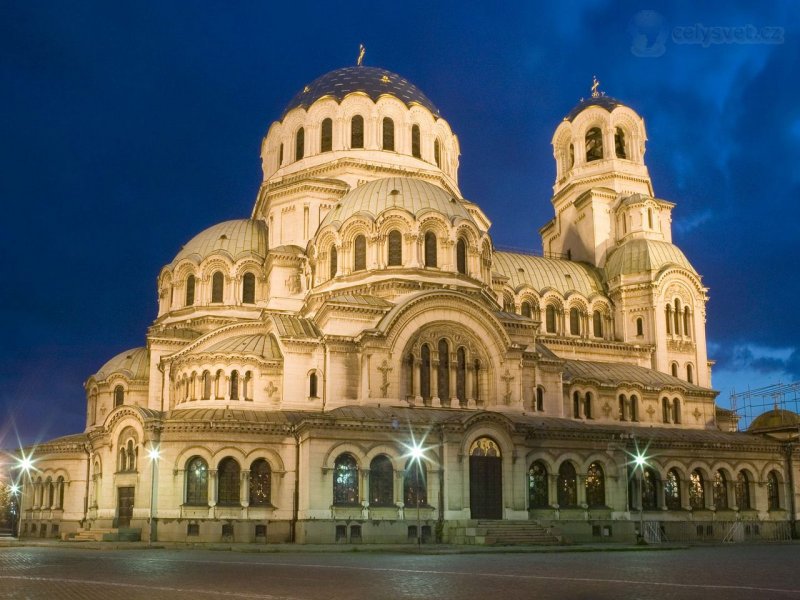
(633, 452), (648, 469)
(147, 447), (161, 462)
(9, 483), (20, 495)
(15, 453), (35, 474)
(408, 443), (425, 462)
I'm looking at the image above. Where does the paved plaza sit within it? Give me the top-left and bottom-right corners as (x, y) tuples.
(0, 544), (799, 599)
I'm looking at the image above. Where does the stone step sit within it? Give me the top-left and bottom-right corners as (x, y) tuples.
(472, 520), (561, 546)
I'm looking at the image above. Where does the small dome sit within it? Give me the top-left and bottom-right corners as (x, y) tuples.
(284, 66), (439, 117)
(194, 334), (282, 360)
(605, 239), (696, 280)
(93, 347), (149, 382)
(319, 177), (474, 230)
(171, 219), (267, 266)
(493, 252), (605, 297)
(564, 94), (626, 122)
(749, 409), (800, 432)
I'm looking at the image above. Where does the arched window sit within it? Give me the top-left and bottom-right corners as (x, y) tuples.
(437, 339), (450, 401)
(568, 143), (574, 169)
(387, 230), (402, 266)
(420, 344), (431, 401)
(47, 478), (54, 508)
(211, 271), (224, 303)
(114, 385), (124, 408)
(569, 307), (580, 335)
(586, 462), (605, 507)
(434, 138), (441, 167)
(684, 307), (691, 338)
(665, 469), (681, 510)
(674, 299), (682, 334)
(382, 117), (394, 151)
(424, 231), (437, 267)
(572, 391), (581, 419)
(217, 458), (240, 506)
(662, 397), (670, 423)
(278, 143), (283, 167)
(404, 458), (427, 507)
(614, 127), (626, 158)
(642, 468), (659, 510)
(585, 127), (603, 161)
(665, 304), (672, 334)
(350, 115), (364, 148)
(309, 372), (318, 398)
(557, 462), (577, 507)
(333, 453), (359, 505)
(630, 395), (639, 422)
(185, 457), (209, 505)
(230, 370), (239, 400)
(584, 391), (593, 419)
(456, 238), (467, 274)
(186, 274), (196, 306)
(521, 302), (532, 318)
(353, 235), (367, 271)
(713, 470), (728, 509)
(243, 371), (252, 401)
(545, 305), (557, 333)
(411, 124), (421, 158)
(369, 455), (393, 506)
(592, 310), (602, 337)
(329, 245), (338, 279)
(456, 347), (466, 404)
(214, 370), (224, 399)
(689, 469), (705, 509)
(295, 127), (304, 161)
(57, 476), (65, 509)
(202, 371), (211, 400)
(767, 471), (780, 510)
(126, 440), (136, 471)
(686, 363), (694, 384)
(636, 317), (643, 336)
(671, 363), (678, 377)
(647, 208), (653, 229)
(618, 394), (627, 421)
(249, 459), (271, 506)
(672, 398), (681, 424)
(535, 386), (544, 412)
(528, 461), (548, 508)
(241, 272), (256, 304)
(735, 471), (751, 510)
(320, 118), (332, 152)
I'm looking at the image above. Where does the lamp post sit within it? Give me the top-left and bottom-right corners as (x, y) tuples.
(9, 484), (20, 538)
(12, 453), (35, 539)
(408, 442), (425, 550)
(147, 446), (160, 546)
(633, 451), (648, 543)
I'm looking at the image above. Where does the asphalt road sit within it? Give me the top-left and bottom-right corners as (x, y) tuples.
(1, 545), (799, 599)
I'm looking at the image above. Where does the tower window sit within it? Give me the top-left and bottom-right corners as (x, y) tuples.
(320, 118), (332, 152)
(353, 235), (367, 271)
(295, 127), (304, 161)
(686, 363), (694, 384)
(521, 301), (532, 318)
(382, 117), (394, 151)
(411, 124), (421, 158)
(211, 271), (224, 303)
(535, 386), (544, 411)
(185, 274), (195, 306)
(329, 245), (338, 279)
(351, 115), (364, 148)
(585, 127), (603, 162)
(568, 143), (574, 169)
(593, 310), (603, 337)
(636, 317), (643, 337)
(434, 138), (441, 167)
(114, 385), (124, 408)
(278, 143), (283, 167)
(569, 307), (580, 335)
(387, 230), (402, 266)
(456, 238), (467, 274)
(230, 370), (239, 400)
(437, 339), (450, 400)
(614, 127), (626, 159)
(545, 305), (557, 333)
(684, 307), (691, 338)
(309, 372), (318, 398)
(242, 272), (256, 304)
(424, 231), (437, 267)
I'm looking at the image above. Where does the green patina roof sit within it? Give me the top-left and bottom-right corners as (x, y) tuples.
(605, 238), (696, 280)
(171, 219), (267, 266)
(320, 177), (473, 229)
(492, 251), (605, 297)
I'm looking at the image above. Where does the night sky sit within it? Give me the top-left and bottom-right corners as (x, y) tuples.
(2, 2), (798, 446)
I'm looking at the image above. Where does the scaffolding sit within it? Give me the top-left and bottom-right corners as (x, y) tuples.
(729, 381), (800, 432)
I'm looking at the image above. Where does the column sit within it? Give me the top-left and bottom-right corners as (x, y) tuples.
(412, 358), (421, 402)
(577, 474), (587, 507)
(465, 363), (474, 407)
(449, 355), (457, 406)
(431, 360), (439, 406)
(241, 471), (250, 508)
(209, 470), (218, 507)
(658, 480), (668, 511)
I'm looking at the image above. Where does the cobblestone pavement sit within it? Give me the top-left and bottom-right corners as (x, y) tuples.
(1, 544), (799, 599)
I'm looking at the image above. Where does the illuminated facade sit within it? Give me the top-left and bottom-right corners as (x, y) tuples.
(18, 65), (797, 544)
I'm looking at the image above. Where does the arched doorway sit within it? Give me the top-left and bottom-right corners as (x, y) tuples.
(469, 437), (502, 519)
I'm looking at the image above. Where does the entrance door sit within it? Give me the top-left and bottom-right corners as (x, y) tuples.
(117, 487), (135, 528)
(469, 437), (502, 519)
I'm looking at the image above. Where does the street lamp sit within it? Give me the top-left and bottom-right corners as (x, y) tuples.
(8, 483), (20, 538)
(633, 450), (648, 543)
(407, 442), (425, 550)
(147, 446), (160, 546)
(12, 452), (35, 538)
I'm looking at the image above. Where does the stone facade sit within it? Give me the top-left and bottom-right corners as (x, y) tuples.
(17, 65), (798, 544)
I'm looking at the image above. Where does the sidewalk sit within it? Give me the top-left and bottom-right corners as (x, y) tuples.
(0, 537), (692, 554)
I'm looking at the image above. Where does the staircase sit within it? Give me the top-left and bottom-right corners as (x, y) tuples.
(66, 528), (141, 542)
(451, 520), (562, 546)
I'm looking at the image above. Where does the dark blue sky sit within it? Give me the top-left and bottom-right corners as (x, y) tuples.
(2, 2), (798, 446)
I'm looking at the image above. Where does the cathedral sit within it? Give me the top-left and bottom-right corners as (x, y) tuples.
(17, 61), (797, 545)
